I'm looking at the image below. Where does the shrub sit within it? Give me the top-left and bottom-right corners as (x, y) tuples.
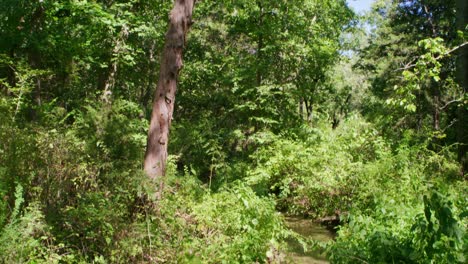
(329, 187), (466, 264)
(187, 183), (289, 263)
(0, 185), (60, 263)
(247, 115), (389, 217)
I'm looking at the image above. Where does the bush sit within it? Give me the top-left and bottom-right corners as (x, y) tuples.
(329, 187), (467, 264)
(247, 115), (389, 217)
(122, 163), (290, 263)
(0, 185), (60, 263)
(187, 183), (289, 263)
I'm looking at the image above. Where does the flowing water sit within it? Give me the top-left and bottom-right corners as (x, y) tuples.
(285, 216), (335, 264)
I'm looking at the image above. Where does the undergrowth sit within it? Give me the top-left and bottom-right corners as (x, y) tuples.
(0, 97), (466, 263)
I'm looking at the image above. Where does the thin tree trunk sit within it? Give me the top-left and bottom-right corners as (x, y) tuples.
(299, 98), (304, 120)
(304, 98), (313, 122)
(433, 92), (440, 131)
(256, 2), (264, 87)
(141, 41), (158, 107)
(456, 0), (468, 176)
(102, 25), (129, 103)
(144, 0), (196, 178)
(6, 49), (16, 92)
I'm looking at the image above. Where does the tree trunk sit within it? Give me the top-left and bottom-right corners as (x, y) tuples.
(299, 98), (305, 120)
(144, 0), (196, 178)
(304, 99), (313, 122)
(432, 83), (440, 131)
(256, 1), (264, 87)
(456, 0), (468, 176)
(141, 41), (158, 107)
(102, 25), (129, 104)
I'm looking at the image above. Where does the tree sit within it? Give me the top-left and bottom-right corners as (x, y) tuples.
(456, 0), (467, 175)
(169, 0), (353, 177)
(360, 0), (460, 135)
(144, 0), (197, 178)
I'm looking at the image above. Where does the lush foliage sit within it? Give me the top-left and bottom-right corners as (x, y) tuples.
(0, 0), (467, 263)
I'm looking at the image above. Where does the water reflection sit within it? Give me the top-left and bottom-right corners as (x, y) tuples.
(285, 216), (335, 264)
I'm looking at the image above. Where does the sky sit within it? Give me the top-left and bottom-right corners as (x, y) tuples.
(346, 0), (375, 13)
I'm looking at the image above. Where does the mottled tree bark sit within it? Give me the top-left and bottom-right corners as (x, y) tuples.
(456, 0), (468, 176)
(144, 0), (196, 178)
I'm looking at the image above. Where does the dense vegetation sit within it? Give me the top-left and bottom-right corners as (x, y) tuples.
(0, 0), (466, 263)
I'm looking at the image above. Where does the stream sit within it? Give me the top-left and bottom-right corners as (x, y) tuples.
(284, 216), (335, 264)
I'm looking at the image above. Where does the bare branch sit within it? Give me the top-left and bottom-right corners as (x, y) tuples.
(443, 41), (468, 57)
(440, 99), (463, 110)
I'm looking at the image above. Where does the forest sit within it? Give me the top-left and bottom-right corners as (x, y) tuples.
(0, 0), (467, 263)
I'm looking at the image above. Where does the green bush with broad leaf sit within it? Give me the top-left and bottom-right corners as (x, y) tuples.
(329, 186), (466, 264)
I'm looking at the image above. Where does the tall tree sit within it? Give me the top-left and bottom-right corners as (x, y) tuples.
(144, 0), (196, 178)
(360, 0), (460, 136)
(456, 0), (467, 175)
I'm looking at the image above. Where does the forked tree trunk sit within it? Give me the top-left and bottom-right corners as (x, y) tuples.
(144, 0), (196, 178)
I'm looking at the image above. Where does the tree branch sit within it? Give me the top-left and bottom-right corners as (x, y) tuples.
(440, 98), (462, 110)
(396, 41), (468, 71)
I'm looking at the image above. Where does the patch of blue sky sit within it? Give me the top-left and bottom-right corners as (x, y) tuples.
(347, 0), (375, 14)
